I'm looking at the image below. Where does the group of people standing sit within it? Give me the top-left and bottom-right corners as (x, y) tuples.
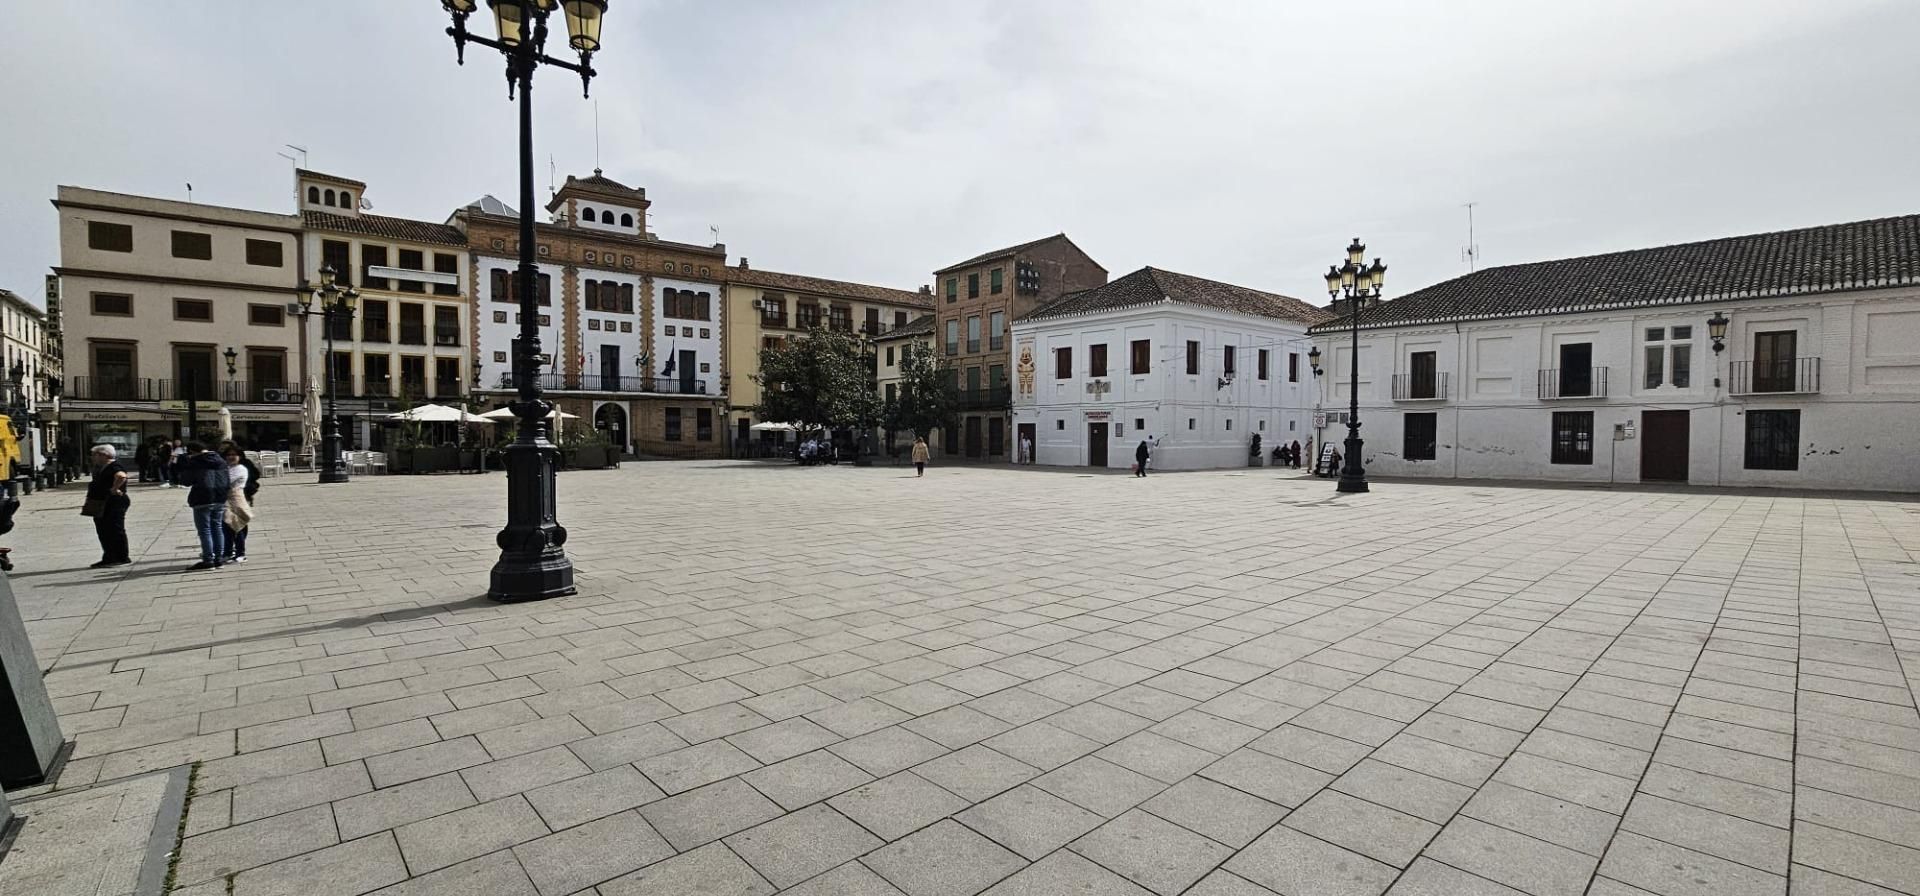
(85, 440), (261, 571)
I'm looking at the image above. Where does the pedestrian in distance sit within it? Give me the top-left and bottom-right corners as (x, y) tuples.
(180, 442), (231, 571)
(1291, 440), (1303, 469)
(219, 442), (259, 564)
(911, 436), (930, 477)
(83, 445), (132, 568)
(1135, 439), (1150, 477)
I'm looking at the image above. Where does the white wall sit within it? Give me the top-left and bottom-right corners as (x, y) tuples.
(575, 269), (644, 381)
(653, 277), (724, 394)
(1308, 287), (1920, 492)
(1013, 304), (1316, 471)
(476, 254), (567, 388)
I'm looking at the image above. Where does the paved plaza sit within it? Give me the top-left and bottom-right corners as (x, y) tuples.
(8, 461), (1920, 896)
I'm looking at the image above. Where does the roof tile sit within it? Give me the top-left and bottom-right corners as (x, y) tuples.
(303, 210), (466, 247)
(1022, 267), (1331, 325)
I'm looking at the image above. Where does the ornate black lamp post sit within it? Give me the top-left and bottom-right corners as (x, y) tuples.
(440, 0), (606, 602)
(298, 266), (358, 483)
(1323, 239), (1387, 494)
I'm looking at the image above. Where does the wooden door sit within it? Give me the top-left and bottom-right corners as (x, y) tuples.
(1753, 331), (1796, 392)
(1088, 423), (1108, 467)
(1640, 410), (1689, 481)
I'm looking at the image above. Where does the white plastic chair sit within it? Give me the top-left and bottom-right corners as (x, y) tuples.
(349, 451), (370, 475)
(278, 451), (293, 473)
(368, 452), (387, 475)
(257, 452), (281, 478)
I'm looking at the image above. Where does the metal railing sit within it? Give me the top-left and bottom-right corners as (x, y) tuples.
(66, 377), (303, 402)
(956, 385), (1010, 411)
(1537, 367), (1609, 399)
(1731, 358), (1820, 395)
(495, 372), (709, 395)
(1391, 372), (1449, 401)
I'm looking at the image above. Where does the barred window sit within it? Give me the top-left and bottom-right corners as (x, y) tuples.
(1744, 410), (1799, 471)
(1550, 411), (1593, 465)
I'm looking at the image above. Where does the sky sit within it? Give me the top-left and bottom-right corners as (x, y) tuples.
(4, 0), (1918, 308)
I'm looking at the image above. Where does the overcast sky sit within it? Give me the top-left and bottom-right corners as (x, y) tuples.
(5, 1), (1918, 308)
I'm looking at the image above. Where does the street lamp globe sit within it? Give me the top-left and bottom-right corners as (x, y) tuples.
(442, 0), (478, 12)
(1367, 259), (1387, 296)
(1324, 266), (1342, 299)
(562, 0), (608, 52)
(487, 0), (527, 45)
(319, 264), (337, 289)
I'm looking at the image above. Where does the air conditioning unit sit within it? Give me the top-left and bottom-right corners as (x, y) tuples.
(435, 335), (459, 346)
(262, 388), (288, 403)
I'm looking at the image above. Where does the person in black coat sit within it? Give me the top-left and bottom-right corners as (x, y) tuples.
(1134, 439), (1150, 477)
(87, 445), (132, 567)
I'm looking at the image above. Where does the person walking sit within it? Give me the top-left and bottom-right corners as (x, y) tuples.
(1290, 440), (1303, 469)
(164, 439), (185, 488)
(911, 436), (930, 478)
(1134, 439), (1150, 477)
(84, 445), (133, 568)
(180, 442), (231, 571)
(1019, 434), (1033, 465)
(220, 443), (259, 563)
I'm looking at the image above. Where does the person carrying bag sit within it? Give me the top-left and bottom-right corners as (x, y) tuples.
(84, 444), (132, 568)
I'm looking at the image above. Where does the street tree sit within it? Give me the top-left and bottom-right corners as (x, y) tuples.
(887, 341), (959, 440)
(753, 325), (879, 433)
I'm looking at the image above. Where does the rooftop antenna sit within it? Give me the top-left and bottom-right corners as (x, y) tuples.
(284, 144), (308, 168)
(548, 154), (556, 197)
(710, 225), (720, 245)
(593, 98), (601, 171)
(1461, 201), (1481, 272)
(185, 182), (193, 203)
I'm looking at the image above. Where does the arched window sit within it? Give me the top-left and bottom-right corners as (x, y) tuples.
(339, 191), (353, 208)
(582, 208), (597, 223)
(307, 186), (320, 204)
(324, 189), (336, 206)
(621, 213), (634, 228)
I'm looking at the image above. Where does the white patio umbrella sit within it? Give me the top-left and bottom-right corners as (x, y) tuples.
(478, 406), (579, 421)
(386, 404), (493, 425)
(300, 377), (323, 463)
(748, 422), (797, 432)
(216, 406), (234, 441)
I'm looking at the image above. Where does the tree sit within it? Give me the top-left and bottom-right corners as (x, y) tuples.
(753, 325), (879, 432)
(888, 341), (959, 439)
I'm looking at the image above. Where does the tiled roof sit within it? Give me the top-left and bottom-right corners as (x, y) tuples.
(876, 314), (936, 340)
(546, 169), (648, 211)
(304, 210), (468, 247)
(1022, 266), (1333, 326)
(731, 267), (932, 308)
(295, 169), (365, 188)
(1308, 213), (1920, 333)
(935, 233), (1096, 274)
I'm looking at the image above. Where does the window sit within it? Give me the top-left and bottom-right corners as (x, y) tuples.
(92, 292), (133, 316)
(1224, 346), (1236, 376)
(1550, 411), (1594, 465)
(1056, 420), (1064, 431)
(1258, 349), (1270, 380)
(761, 295), (786, 325)
(884, 346), (895, 366)
(622, 213), (634, 228)
(1289, 352), (1299, 382)
(322, 240), (352, 286)
(618, 284), (634, 314)
(435, 358), (460, 397)
(245, 239), (283, 267)
(396, 249), (426, 293)
(945, 278), (957, 303)
(967, 274), (980, 299)
(989, 364), (1006, 392)
(1134, 418), (1144, 431)
(324, 189), (336, 206)
(362, 300), (390, 343)
(361, 245), (390, 290)
(894, 311), (908, 328)
(173, 298), (213, 321)
(798, 303), (821, 329)
(1409, 351), (1438, 398)
(990, 268), (1004, 294)
(584, 280), (601, 312)
(864, 307), (881, 335)
(330, 351), (353, 389)
(885, 383), (897, 403)
(945, 319), (960, 355)
(248, 304), (285, 326)
(307, 186), (320, 204)
(1130, 340), (1150, 374)
(1644, 326), (1693, 389)
(88, 221), (133, 252)
(966, 316), (981, 353)
(1186, 341), (1200, 375)
(490, 269), (512, 303)
(990, 311), (1005, 350)
(829, 305), (852, 331)
(1226, 419), (1233, 431)
(1752, 331), (1797, 393)
(1188, 418), (1196, 430)
(1089, 344), (1108, 378)
(435, 306), (459, 346)
(1744, 409), (1799, 470)
(170, 231), (213, 259)
(621, 322), (632, 332)
(1557, 343), (1593, 396)
(966, 366), (982, 395)
(338, 191), (352, 208)
(400, 304), (426, 345)
(582, 209), (597, 223)
(664, 408), (683, 441)
(433, 253), (460, 296)
(1404, 413), (1437, 461)
(1054, 347), (1073, 379)
(363, 354), (391, 395)
(536, 273), (552, 306)
(697, 408), (714, 441)
(400, 356), (427, 397)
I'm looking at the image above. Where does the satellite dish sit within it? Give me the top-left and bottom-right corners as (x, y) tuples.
(359, 198), (374, 210)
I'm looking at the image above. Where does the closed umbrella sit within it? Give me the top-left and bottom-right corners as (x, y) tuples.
(217, 406), (234, 442)
(300, 377), (323, 467)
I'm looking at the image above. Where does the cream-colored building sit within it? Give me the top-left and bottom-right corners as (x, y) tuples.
(0, 289), (52, 464)
(873, 313), (942, 458)
(297, 170), (471, 450)
(51, 186), (306, 454)
(720, 259), (932, 454)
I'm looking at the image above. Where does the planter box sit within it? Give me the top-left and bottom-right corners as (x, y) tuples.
(570, 445), (612, 469)
(392, 446), (461, 473)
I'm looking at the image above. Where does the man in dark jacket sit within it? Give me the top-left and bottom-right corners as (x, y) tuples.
(1134, 439), (1150, 477)
(181, 442), (231, 570)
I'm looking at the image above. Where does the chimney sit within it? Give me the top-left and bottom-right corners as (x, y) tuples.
(919, 285), (932, 295)
(738, 258), (750, 270)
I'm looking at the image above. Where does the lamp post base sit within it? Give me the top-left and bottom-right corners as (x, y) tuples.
(1336, 433), (1369, 493)
(488, 434), (575, 603)
(318, 463), (351, 484)
(318, 429), (350, 484)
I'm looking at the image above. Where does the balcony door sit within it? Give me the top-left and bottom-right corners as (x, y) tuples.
(1410, 351), (1437, 399)
(248, 350), (286, 401)
(678, 350), (696, 394)
(1558, 343), (1592, 397)
(600, 345), (621, 392)
(175, 346), (216, 401)
(93, 343), (137, 400)
(1753, 331), (1796, 393)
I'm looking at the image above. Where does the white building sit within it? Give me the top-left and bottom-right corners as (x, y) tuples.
(1012, 267), (1328, 471)
(1307, 214), (1920, 492)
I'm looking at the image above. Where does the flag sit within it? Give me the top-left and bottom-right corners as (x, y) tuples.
(661, 343), (677, 376)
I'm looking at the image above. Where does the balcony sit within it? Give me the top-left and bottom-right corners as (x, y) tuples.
(761, 314), (790, 329)
(966, 339), (981, 354)
(1731, 358), (1820, 395)
(361, 323), (391, 344)
(1537, 367), (1609, 400)
(956, 385), (1010, 411)
(1391, 372), (1449, 401)
(399, 325), (427, 346)
(66, 377), (303, 403)
(496, 373), (709, 395)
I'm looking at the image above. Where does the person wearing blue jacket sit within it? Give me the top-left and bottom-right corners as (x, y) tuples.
(180, 442), (231, 570)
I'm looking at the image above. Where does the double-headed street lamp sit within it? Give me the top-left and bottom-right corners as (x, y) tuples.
(297, 265), (358, 484)
(1324, 239), (1387, 494)
(439, 0), (607, 602)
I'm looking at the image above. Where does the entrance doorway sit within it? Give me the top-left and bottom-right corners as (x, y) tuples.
(1088, 422), (1108, 467)
(1017, 423), (1035, 464)
(594, 402), (628, 455)
(964, 417), (982, 458)
(1640, 410), (1689, 481)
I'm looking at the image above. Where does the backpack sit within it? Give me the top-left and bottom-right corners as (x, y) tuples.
(241, 458), (262, 500)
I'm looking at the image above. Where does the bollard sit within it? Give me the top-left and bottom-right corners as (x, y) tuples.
(0, 572), (62, 788)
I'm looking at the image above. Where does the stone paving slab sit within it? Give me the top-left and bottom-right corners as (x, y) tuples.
(8, 462), (1920, 895)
